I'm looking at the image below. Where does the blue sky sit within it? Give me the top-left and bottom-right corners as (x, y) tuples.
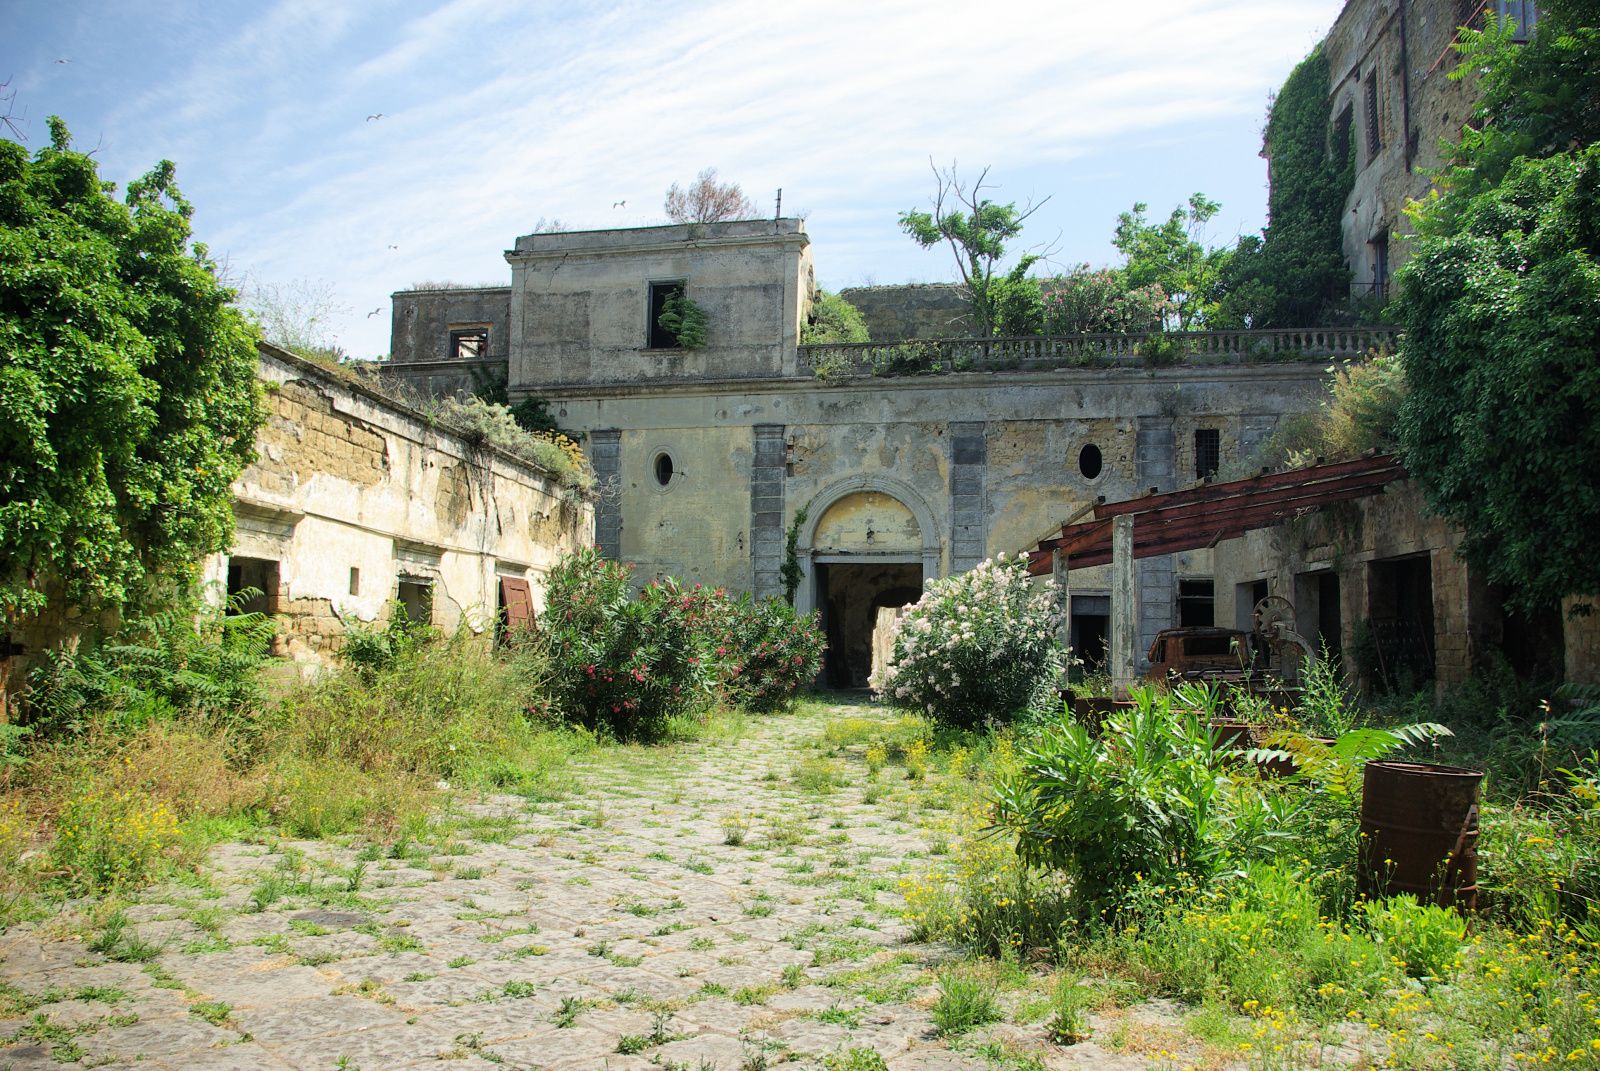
(5, 0), (1341, 358)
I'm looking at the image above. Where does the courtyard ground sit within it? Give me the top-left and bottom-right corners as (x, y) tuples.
(0, 700), (1207, 1071)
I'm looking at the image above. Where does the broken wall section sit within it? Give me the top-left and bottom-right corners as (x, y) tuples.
(206, 344), (594, 676)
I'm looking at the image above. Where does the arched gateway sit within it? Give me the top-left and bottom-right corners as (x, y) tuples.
(796, 476), (940, 688)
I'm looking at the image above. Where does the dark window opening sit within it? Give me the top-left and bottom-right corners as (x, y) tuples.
(349, 567), (360, 596)
(1178, 578), (1215, 627)
(1195, 428), (1221, 480)
(397, 578), (433, 627)
(1069, 594), (1110, 678)
(647, 282), (686, 349)
(1367, 556), (1435, 688)
(1078, 443), (1103, 480)
(1364, 75), (1381, 162)
(1370, 231), (1391, 302)
(449, 327), (488, 360)
(653, 452), (675, 487)
(1236, 579), (1270, 630)
(1183, 634), (1234, 658)
(226, 557), (279, 616)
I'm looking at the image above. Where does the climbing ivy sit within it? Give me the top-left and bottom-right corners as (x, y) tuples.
(781, 507), (808, 606)
(1215, 42), (1355, 327)
(0, 120), (264, 627)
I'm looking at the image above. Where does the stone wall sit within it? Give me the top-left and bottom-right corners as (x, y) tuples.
(1326, 0), (1485, 297)
(206, 344), (593, 674)
(1563, 596), (1600, 685)
(385, 286), (512, 397)
(837, 284), (972, 341)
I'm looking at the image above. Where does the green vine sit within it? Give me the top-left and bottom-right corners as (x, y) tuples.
(781, 506), (808, 606)
(657, 292), (708, 349)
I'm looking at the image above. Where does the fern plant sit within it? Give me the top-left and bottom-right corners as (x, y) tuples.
(657, 292), (708, 349)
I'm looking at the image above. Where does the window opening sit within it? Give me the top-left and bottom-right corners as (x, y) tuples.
(226, 557), (279, 616)
(1496, 0), (1538, 40)
(1077, 443), (1103, 480)
(1332, 104), (1354, 166)
(653, 452), (675, 487)
(1178, 578), (1215, 627)
(349, 567), (360, 596)
(448, 326), (488, 360)
(647, 282), (686, 349)
(1364, 75), (1381, 162)
(1370, 231), (1391, 302)
(1194, 428), (1221, 480)
(397, 578), (433, 626)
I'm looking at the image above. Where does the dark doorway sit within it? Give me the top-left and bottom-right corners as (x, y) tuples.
(1295, 570), (1343, 663)
(397, 577), (434, 627)
(1070, 593), (1110, 675)
(226, 557), (279, 616)
(1367, 556), (1434, 687)
(817, 561), (922, 688)
(1497, 597), (1565, 680)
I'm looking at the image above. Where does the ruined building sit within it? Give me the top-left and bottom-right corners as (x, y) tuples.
(385, 221), (1393, 686)
(1325, 0), (1540, 299)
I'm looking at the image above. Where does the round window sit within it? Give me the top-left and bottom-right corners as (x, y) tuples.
(1078, 443), (1103, 480)
(653, 452), (675, 487)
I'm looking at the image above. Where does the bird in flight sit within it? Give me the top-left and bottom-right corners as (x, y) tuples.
(366, 308), (383, 318)
(387, 244), (399, 251)
(612, 200), (626, 208)
(366, 113), (385, 122)
(55, 58), (70, 64)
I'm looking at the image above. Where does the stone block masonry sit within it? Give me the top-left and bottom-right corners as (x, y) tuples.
(949, 422), (988, 574)
(750, 425), (786, 598)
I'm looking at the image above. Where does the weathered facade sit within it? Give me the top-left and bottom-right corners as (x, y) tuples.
(206, 345), (593, 674)
(386, 221), (1398, 684)
(1324, 0), (1540, 299)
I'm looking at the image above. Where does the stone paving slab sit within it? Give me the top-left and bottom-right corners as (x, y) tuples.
(0, 700), (1225, 1071)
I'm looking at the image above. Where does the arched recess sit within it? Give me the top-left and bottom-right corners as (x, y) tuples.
(795, 474), (941, 618)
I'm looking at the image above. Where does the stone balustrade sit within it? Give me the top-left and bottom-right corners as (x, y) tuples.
(796, 326), (1400, 378)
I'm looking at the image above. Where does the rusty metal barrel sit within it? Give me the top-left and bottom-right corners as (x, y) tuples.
(1360, 760), (1484, 910)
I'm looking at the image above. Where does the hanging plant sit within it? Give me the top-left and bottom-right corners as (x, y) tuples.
(657, 291), (708, 349)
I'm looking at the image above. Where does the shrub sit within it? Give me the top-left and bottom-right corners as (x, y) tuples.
(876, 554), (1064, 729)
(427, 395), (593, 490)
(539, 548), (725, 738)
(802, 291), (869, 345)
(930, 965), (1000, 1035)
(1361, 895), (1467, 981)
(992, 687), (1288, 919)
(1040, 266), (1171, 335)
(51, 785), (181, 894)
(717, 594), (825, 712)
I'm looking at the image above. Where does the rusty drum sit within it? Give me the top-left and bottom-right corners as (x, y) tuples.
(1359, 760), (1484, 911)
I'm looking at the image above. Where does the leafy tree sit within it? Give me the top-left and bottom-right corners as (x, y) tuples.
(656, 291), (708, 348)
(899, 162), (1050, 337)
(1394, 3), (1600, 611)
(802, 291), (869, 344)
(664, 167), (757, 223)
(1214, 42), (1355, 328)
(1112, 194), (1230, 329)
(0, 119), (263, 627)
(1395, 147), (1600, 610)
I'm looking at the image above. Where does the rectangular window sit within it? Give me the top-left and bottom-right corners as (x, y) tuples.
(226, 556), (279, 616)
(448, 326), (489, 360)
(1497, 0), (1538, 39)
(1332, 105), (1354, 167)
(349, 567), (360, 596)
(647, 281), (685, 349)
(1364, 75), (1381, 162)
(397, 578), (433, 626)
(1370, 231), (1391, 302)
(1194, 428), (1221, 480)
(1178, 579), (1215, 627)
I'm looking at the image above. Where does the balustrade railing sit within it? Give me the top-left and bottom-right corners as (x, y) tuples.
(796, 327), (1399, 379)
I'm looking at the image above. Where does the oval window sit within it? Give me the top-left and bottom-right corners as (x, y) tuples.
(653, 452), (675, 487)
(1078, 443), (1103, 480)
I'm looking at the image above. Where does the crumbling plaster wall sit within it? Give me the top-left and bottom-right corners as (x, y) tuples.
(205, 345), (593, 674)
(505, 221), (813, 387)
(544, 364), (1328, 632)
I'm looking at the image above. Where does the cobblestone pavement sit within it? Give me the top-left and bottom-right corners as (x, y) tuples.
(0, 701), (1183, 1071)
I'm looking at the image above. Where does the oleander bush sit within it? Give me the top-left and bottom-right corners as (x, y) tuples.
(875, 554), (1065, 729)
(716, 593), (825, 713)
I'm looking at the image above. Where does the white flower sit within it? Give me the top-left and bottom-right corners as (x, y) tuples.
(435, 779), (450, 791)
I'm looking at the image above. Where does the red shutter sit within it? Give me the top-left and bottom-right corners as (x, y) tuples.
(500, 577), (535, 633)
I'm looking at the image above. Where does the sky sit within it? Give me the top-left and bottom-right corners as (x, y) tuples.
(4, 0), (1342, 359)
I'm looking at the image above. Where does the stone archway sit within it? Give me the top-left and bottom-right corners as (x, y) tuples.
(797, 476), (940, 687)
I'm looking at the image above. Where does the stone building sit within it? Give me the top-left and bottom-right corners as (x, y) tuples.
(205, 344), (593, 675)
(385, 221), (1392, 685)
(1323, 0), (1540, 300)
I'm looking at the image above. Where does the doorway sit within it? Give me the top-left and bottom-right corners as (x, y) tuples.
(816, 561), (923, 688)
